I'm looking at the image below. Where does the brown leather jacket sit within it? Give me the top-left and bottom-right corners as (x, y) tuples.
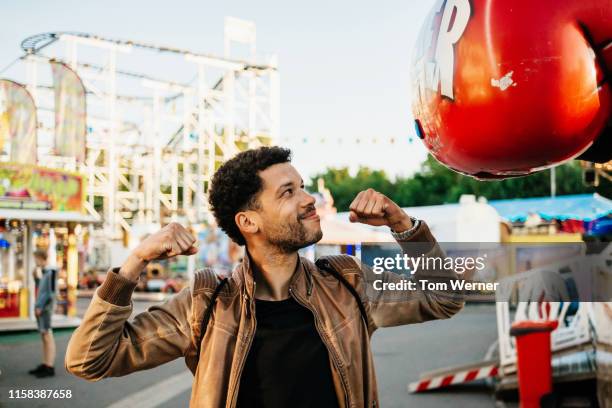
(65, 222), (464, 407)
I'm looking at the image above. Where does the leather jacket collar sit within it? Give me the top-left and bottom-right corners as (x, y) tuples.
(232, 249), (315, 300)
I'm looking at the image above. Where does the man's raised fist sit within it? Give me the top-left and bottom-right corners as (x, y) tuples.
(349, 189), (413, 232)
(132, 222), (198, 263)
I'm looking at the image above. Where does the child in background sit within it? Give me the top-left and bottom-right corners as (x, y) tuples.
(28, 249), (57, 378)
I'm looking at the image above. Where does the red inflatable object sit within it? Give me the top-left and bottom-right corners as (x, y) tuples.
(411, 0), (612, 179)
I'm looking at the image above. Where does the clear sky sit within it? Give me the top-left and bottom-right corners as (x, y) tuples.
(0, 0), (436, 180)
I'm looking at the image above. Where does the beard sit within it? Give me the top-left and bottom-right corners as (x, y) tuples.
(266, 213), (323, 254)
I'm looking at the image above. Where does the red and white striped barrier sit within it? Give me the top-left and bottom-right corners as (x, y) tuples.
(408, 363), (499, 393)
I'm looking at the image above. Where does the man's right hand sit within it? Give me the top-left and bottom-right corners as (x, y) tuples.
(119, 222), (198, 281)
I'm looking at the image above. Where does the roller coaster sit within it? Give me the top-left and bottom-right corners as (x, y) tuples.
(2, 18), (279, 239)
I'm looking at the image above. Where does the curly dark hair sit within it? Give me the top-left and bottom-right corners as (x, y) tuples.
(208, 146), (292, 245)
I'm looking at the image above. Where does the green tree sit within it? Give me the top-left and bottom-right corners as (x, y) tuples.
(310, 156), (608, 212)
(310, 167), (393, 212)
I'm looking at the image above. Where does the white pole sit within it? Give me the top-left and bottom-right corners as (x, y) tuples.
(153, 90), (162, 224)
(248, 71), (256, 148)
(107, 48), (118, 238)
(197, 64), (206, 222)
(224, 70), (235, 156)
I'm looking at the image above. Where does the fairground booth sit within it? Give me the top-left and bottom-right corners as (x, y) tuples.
(0, 163), (99, 331)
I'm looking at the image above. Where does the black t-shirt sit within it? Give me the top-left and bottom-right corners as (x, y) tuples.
(236, 297), (339, 408)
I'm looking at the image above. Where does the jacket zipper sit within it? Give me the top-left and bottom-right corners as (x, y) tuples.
(228, 283), (257, 408)
(289, 286), (351, 408)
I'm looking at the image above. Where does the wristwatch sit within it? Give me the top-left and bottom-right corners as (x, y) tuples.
(390, 216), (420, 241)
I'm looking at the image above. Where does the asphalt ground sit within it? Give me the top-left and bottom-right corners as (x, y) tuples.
(0, 300), (501, 408)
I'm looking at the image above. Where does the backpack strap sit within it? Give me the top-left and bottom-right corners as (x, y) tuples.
(195, 277), (228, 361)
(315, 256), (368, 327)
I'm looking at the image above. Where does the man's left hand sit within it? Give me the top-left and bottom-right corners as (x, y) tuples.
(35, 308), (42, 317)
(349, 189), (413, 232)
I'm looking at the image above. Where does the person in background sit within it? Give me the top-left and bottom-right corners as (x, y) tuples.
(28, 249), (57, 378)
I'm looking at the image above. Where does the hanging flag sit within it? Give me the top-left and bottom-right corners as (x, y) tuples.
(50, 61), (87, 162)
(0, 79), (37, 164)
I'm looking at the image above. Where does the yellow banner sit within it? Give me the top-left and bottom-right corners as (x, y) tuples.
(51, 61), (87, 163)
(0, 80), (37, 164)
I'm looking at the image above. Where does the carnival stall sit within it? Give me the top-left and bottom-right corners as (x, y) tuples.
(0, 163), (98, 331)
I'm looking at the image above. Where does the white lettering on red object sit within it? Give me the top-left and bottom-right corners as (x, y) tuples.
(413, 0), (471, 100)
